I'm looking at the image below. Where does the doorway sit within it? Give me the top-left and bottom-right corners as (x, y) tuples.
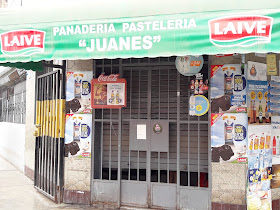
(92, 57), (210, 209)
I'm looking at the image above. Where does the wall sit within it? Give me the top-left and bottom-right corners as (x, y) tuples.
(0, 79), (26, 172)
(24, 70), (36, 179)
(64, 60), (93, 205)
(209, 54), (248, 207)
(210, 54), (280, 208)
(0, 122), (25, 171)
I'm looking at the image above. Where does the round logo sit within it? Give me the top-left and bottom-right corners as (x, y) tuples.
(175, 55), (204, 76)
(153, 124), (162, 134)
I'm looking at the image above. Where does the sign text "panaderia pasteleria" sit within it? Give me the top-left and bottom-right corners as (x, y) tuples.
(52, 18), (197, 52)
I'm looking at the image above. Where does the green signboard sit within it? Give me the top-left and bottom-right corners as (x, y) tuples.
(0, 9), (280, 62)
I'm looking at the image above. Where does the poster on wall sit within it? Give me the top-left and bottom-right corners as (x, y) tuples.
(189, 73), (209, 95)
(247, 80), (270, 125)
(271, 164), (280, 189)
(66, 71), (93, 114)
(266, 54), (277, 76)
(247, 125), (272, 210)
(175, 55), (204, 76)
(189, 95), (209, 116)
(64, 114), (92, 158)
(247, 61), (267, 81)
(211, 64), (247, 113)
(268, 81), (280, 114)
(272, 116), (280, 165)
(91, 74), (127, 109)
(211, 113), (248, 163)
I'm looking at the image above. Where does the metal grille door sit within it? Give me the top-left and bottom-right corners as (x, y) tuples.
(92, 57), (210, 209)
(34, 67), (66, 203)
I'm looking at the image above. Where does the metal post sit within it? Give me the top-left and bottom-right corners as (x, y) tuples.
(176, 71), (181, 208)
(147, 61), (152, 207)
(117, 59), (123, 207)
(91, 59), (96, 203)
(208, 55), (212, 209)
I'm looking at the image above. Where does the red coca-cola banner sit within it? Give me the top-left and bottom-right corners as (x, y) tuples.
(91, 74), (127, 109)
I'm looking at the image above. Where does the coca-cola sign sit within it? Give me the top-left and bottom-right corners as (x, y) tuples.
(91, 74), (127, 109)
(209, 15), (273, 47)
(97, 74), (119, 82)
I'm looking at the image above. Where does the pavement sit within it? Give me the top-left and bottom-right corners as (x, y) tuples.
(0, 155), (98, 210)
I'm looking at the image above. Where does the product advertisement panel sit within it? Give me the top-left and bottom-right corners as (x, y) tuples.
(64, 114), (92, 158)
(272, 116), (280, 165)
(91, 74), (127, 109)
(66, 71), (93, 114)
(271, 164), (280, 189)
(247, 125), (272, 210)
(211, 113), (248, 163)
(211, 64), (247, 113)
(247, 80), (270, 125)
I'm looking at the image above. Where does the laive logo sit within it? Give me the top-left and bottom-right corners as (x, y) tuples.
(0, 29), (45, 57)
(208, 16), (273, 47)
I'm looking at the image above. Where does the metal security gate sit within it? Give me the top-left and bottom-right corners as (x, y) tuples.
(92, 57), (210, 209)
(34, 62), (66, 203)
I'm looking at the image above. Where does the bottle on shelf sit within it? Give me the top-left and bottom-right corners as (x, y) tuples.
(259, 101), (263, 123)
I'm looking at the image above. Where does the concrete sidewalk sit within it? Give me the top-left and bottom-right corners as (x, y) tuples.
(0, 156), (96, 210)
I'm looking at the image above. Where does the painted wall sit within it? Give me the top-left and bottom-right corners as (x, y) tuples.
(0, 122), (25, 171)
(24, 70), (36, 177)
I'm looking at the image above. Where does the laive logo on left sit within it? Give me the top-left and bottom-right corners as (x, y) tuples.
(0, 30), (45, 57)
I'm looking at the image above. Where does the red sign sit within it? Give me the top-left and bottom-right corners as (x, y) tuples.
(210, 65), (222, 78)
(91, 74), (127, 109)
(0, 30), (45, 56)
(237, 157), (247, 163)
(211, 113), (224, 126)
(209, 16), (273, 47)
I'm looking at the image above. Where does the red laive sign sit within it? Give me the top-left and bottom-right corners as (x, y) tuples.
(209, 16), (273, 47)
(0, 30), (45, 57)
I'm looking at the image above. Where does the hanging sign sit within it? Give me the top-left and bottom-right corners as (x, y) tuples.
(91, 74), (127, 109)
(175, 55), (204, 76)
(0, 11), (279, 63)
(189, 95), (209, 116)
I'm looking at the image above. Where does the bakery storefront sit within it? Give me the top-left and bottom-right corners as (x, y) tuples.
(1, 2), (280, 209)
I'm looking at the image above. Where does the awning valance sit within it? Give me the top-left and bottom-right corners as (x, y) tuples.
(1, 1), (280, 62)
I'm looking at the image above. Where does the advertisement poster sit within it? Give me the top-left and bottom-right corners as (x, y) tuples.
(211, 113), (248, 163)
(189, 73), (209, 95)
(271, 164), (280, 189)
(272, 116), (280, 165)
(247, 80), (270, 125)
(247, 61), (267, 81)
(247, 125), (272, 210)
(175, 55), (204, 76)
(189, 95), (209, 116)
(211, 64), (247, 113)
(65, 114), (92, 158)
(107, 83), (125, 105)
(91, 74), (127, 109)
(268, 81), (280, 114)
(66, 71), (93, 114)
(266, 54), (277, 76)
